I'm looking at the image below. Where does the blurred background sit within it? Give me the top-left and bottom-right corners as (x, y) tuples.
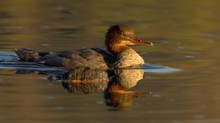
(0, 0), (220, 123)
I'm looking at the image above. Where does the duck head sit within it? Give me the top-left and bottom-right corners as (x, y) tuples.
(105, 24), (153, 55)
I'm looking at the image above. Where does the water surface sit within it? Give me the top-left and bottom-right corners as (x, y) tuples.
(0, 0), (220, 123)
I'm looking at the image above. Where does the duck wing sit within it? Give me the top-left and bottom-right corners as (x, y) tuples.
(41, 48), (116, 69)
(15, 48), (115, 69)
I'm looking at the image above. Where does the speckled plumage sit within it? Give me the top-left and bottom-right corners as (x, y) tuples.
(114, 47), (144, 68)
(14, 24), (153, 69)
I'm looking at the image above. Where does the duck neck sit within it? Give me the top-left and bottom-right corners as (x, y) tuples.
(106, 40), (130, 55)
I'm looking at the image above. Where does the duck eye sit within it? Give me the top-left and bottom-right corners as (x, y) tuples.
(122, 34), (135, 40)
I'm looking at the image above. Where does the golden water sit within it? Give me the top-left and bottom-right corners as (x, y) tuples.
(0, 0), (220, 123)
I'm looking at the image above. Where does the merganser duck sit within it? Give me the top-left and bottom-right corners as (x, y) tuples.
(14, 24), (153, 69)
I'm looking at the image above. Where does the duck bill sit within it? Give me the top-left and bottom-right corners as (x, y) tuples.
(131, 39), (153, 46)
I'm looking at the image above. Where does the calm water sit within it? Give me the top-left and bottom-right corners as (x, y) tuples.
(0, 0), (220, 123)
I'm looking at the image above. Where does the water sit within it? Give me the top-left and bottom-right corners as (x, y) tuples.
(1, 0), (220, 123)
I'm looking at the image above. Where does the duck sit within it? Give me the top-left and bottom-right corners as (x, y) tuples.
(14, 24), (153, 69)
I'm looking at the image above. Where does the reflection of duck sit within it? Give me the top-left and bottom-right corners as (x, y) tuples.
(59, 68), (145, 94)
(49, 68), (150, 109)
(60, 68), (110, 94)
(13, 66), (150, 109)
(14, 24), (153, 69)
(104, 69), (150, 110)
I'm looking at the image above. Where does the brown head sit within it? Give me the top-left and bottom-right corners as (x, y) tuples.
(105, 24), (153, 55)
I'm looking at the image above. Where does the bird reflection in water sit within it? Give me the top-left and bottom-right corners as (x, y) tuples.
(60, 68), (109, 94)
(46, 67), (150, 110)
(15, 67), (151, 110)
(104, 69), (151, 110)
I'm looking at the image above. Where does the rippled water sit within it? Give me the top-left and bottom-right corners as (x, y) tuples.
(1, 0), (220, 123)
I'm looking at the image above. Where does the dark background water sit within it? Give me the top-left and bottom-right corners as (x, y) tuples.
(0, 0), (220, 123)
